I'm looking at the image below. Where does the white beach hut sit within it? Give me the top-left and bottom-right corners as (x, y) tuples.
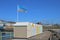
(13, 22), (43, 38)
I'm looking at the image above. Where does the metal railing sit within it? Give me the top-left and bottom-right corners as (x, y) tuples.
(0, 32), (13, 40)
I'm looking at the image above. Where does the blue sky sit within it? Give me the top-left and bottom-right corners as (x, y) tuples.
(0, 0), (60, 24)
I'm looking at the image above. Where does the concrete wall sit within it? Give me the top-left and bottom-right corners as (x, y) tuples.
(12, 39), (27, 40)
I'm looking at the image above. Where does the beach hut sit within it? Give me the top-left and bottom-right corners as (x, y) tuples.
(13, 22), (43, 39)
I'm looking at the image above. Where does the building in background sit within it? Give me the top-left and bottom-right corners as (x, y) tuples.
(0, 20), (15, 40)
(4, 21), (16, 30)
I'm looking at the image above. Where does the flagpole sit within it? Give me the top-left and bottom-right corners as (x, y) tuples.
(17, 5), (19, 22)
(17, 10), (19, 22)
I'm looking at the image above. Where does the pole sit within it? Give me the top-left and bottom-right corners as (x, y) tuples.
(17, 5), (19, 22)
(17, 10), (19, 22)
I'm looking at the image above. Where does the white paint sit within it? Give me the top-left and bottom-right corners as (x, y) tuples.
(13, 22), (29, 26)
